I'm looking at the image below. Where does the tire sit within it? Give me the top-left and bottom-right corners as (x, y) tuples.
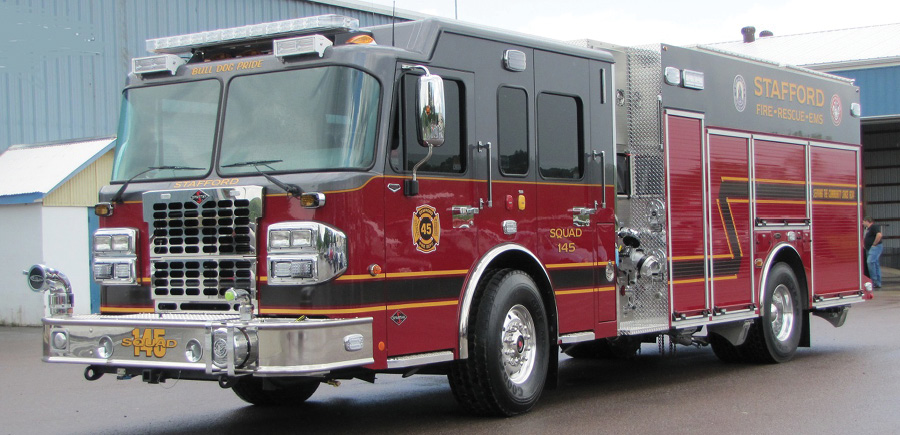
(739, 263), (803, 363)
(708, 332), (744, 363)
(231, 376), (320, 406)
(449, 269), (549, 416)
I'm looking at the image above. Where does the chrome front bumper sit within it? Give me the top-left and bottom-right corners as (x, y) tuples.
(42, 314), (373, 377)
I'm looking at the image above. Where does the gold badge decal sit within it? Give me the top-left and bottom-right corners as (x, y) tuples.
(412, 205), (440, 253)
(121, 328), (177, 358)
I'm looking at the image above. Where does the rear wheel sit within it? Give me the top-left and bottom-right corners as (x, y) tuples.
(231, 377), (320, 406)
(449, 269), (549, 416)
(739, 263), (803, 363)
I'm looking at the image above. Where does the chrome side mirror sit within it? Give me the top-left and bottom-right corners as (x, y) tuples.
(416, 69), (445, 148)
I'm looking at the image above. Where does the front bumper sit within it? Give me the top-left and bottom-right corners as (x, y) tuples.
(42, 314), (373, 377)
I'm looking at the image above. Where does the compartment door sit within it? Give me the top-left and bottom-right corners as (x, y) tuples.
(666, 112), (709, 320)
(708, 132), (754, 313)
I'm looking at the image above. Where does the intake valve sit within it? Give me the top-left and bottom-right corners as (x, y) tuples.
(617, 228), (661, 281)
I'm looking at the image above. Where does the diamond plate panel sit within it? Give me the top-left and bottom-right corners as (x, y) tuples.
(619, 46), (670, 334)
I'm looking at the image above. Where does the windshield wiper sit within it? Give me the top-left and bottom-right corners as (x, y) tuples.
(221, 160), (301, 197)
(111, 165), (205, 203)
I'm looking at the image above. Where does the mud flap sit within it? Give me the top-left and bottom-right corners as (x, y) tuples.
(799, 310), (810, 348)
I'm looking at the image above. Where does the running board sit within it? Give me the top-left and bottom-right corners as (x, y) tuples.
(386, 351), (454, 369)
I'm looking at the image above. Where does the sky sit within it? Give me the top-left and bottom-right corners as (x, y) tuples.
(364, 0), (900, 46)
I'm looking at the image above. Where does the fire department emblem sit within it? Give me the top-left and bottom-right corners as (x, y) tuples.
(733, 75), (747, 113)
(191, 190), (210, 205)
(412, 204), (440, 253)
(830, 94), (843, 126)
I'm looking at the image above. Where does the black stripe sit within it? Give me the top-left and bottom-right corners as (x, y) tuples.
(756, 183), (805, 200)
(101, 285), (153, 307)
(547, 267), (595, 289)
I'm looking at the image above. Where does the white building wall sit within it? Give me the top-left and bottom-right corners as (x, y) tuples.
(0, 203), (45, 325)
(41, 207), (91, 316)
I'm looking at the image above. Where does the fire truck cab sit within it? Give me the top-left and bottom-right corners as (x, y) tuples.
(27, 15), (868, 416)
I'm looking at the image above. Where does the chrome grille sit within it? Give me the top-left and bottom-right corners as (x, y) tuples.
(143, 186), (263, 313)
(151, 259), (256, 312)
(150, 198), (254, 255)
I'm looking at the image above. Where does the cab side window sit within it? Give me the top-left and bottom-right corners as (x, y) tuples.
(390, 75), (466, 173)
(497, 86), (529, 176)
(537, 93), (583, 179)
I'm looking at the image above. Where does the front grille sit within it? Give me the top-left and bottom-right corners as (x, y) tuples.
(150, 199), (254, 255)
(142, 186), (264, 313)
(152, 259), (255, 298)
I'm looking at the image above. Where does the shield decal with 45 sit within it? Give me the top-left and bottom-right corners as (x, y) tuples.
(412, 205), (440, 253)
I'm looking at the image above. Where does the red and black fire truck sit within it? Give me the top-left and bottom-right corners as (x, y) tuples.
(27, 15), (870, 416)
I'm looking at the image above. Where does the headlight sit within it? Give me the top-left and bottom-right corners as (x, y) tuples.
(93, 228), (138, 255)
(267, 222), (346, 285)
(112, 235), (131, 251)
(268, 229), (313, 249)
(92, 228), (139, 285)
(94, 235), (112, 252)
(291, 229), (312, 247)
(269, 230), (291, 248)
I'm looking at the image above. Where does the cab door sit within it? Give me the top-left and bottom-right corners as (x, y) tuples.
(588, 60), (617, 326)
(533, 50), (597, 335)
(383, 67), (477, 357)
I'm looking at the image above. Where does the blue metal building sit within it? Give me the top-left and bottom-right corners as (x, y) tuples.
(0, 0), (417, 153)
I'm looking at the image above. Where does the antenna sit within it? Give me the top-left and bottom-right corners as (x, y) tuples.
(455, 0), (458, 19)
(391, 1), (396, 46)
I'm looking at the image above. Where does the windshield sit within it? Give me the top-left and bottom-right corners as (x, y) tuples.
(219, 66), (380, 174)
(112, 80), (220, 181)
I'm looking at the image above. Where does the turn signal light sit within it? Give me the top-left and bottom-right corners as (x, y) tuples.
(94, 202), (114, 216)
(346, 34), (375, 44)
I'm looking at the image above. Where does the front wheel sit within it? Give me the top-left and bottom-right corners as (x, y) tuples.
(449, 269), (549, 416)
(739, 263), (803, 363)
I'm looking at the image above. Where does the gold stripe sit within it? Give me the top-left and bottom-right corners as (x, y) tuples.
(756, 199), (806, 205)
(670, 278), (705, 285)
(101, 307), (155, 313)
(727, 200), (744, 257)
(721, 176), (749, 182)
(555, 288), (594, 296)
(671, 255), (705, 261)
(728, 199), (749, 204)
(545, 262), (596, 269)
(717, 199), (734, 258)
(324, 176), (380, 194)
(555, 286), (617, 296)
(336, 273), (386, 281)
(671, 254), (733, 261)
(260, 306), (387, 315)
(139, 277), (151, 284)
(386, 300), (458, 310)
(387, 269), (468, 278)
(811, 182), (858, 188)
(669, 275), (738, 285)
(812, 201), (858, 206)
(756, 178), (806, 185)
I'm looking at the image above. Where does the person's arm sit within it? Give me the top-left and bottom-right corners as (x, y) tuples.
(874, 230), (883, 246)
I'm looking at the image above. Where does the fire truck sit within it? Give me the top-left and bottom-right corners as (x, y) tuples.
(27, 15), (870, 416)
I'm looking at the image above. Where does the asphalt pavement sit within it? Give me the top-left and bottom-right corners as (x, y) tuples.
(2, 269), (900, 434)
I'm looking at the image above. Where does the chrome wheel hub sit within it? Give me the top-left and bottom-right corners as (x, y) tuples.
(770, 284), (794, 342)
(501, 304), (536, 385)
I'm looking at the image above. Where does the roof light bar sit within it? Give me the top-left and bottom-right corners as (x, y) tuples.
(274, 35), (332, 59)
(132, 54), (185, 76)
(145, 14), (359, 54)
